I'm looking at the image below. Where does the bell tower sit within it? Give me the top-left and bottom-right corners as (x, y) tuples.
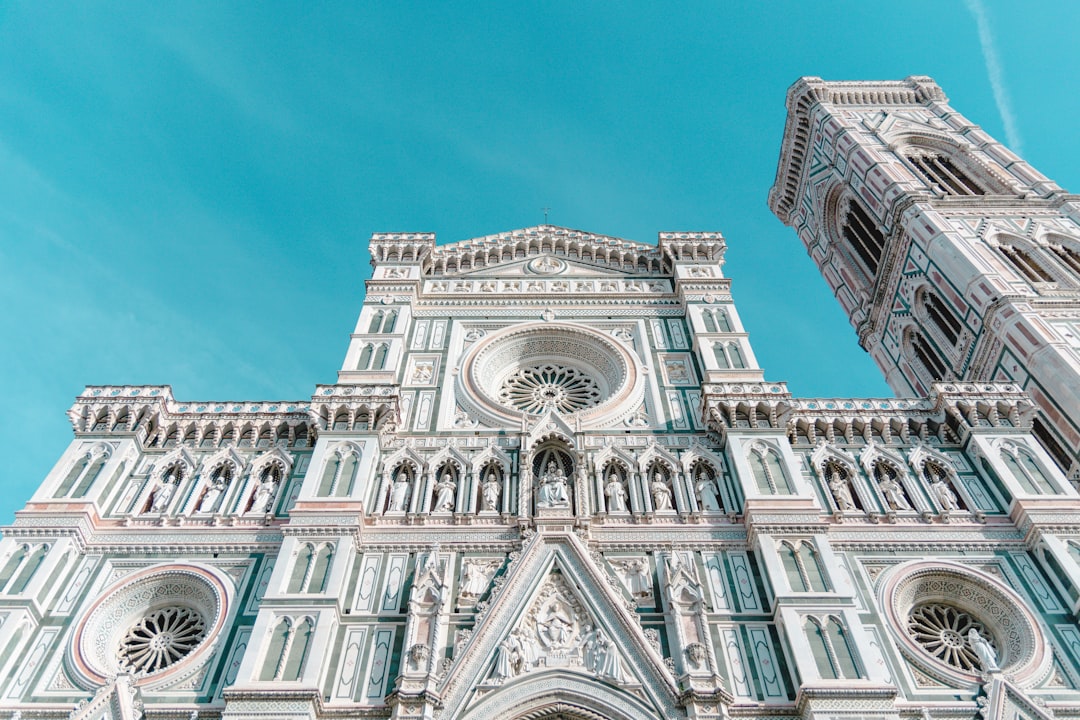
(769, 75), (1080, 479)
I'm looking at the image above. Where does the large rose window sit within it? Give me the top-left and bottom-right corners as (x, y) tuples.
(119, 606), (208, 675)
(906, 603), (995, 672)
(457, 323), (644, 428)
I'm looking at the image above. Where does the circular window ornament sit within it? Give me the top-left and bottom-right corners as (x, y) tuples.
(457, 323), (644, 429)
(527, 256), (566, 275)
(70, 564), (232, 687)
(879, 561), (1050, 686)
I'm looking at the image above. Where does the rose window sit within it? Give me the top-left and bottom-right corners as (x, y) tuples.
(498, 364), (602, 414)
(907, 603), (995, 672)
(119, 606), (208, 675)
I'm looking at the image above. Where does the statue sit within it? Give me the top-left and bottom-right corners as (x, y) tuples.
(967, 628), (999, 672)
(618, 558), (651, 597)
(149, 478), (176, 513)
(247, 473), (278, 515)
(584, 628), (626, 681)
(827, 468), (856, 511)
(536, 597), (575, 649)
(433, 473), (456, 512)
(877, 471), (911, 511)
(460, 561), (493, 597)
(481, 470), (501, 512)
(195, 478), (225, 513)
(651, 472), (673, 511)
(932, 477), (959, 511)
(696, 471), (722, 511)
(605, 474), (628, 512)
(388, 475), (410, 512)
(537, 461), (570, 508)
(493, 628), (536, 679)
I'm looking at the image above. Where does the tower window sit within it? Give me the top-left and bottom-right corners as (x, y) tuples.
(841, 201), (886, 277)
(1000, 245), (1053, 283)
(907, 153), (985, 196)
(911, 331), (947, 381)
(1048, 244), (1080, 278)
(923, 292), (962, 346)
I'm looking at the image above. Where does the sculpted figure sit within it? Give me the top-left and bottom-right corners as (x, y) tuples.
(537, 461), (570, 508)
(621, 559), (651, 596)
(651, 472), (673, 511)
(585, 629), (626, 681)
(433, 473), (456, 512)
(605, 473), (628, 512)
(932, 477), (959, 511)
(149, 478), (176, 513)
(696, 471), (722, 511)
(388, 475), (410, 512)
(196, 478), (225, 513)
(460, 561), (493, 597)
(967, 628), (999, 672)
(248, 473), (278, 515)
(877, 471), (911, 511)
(827, 468), (856, 511)
(481, 471), (501, 512)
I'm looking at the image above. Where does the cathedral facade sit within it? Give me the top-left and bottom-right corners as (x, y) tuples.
(2, 79), (1080, 720)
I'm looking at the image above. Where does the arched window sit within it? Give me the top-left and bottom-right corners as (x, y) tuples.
(780, 541), (828, 592)
(910, 329), (947, 381)
(1000, 444), (1056, 495)
(1000, 244), (1053, 283)
(713, 342), (729, 368)
(906, 151), (985, 195)
(0, 545), (29, 592)
(368, 311), (384, 334)
(805, 616), (860, 679)
(702, 311), (718, 333)
(716, 310), (732, 332)
(1032, 418), (1072, 474)
(1048, 243), (1080, 278)
(749, 445), (791, 495)
(282, 617), (313, 681)
(57, 454), (90, 496)
(261, 618), (291, 681)
(841, 200), (886, 277)
(357, 344), (374, 370)
(372, 344), (389, 370)
(7, 545), (47, 594)
(318, 450), (359, 497)
(922, 292), (962, 346)
(382, 310), (398, 333)
(308, 545), (333, 593)
(728, 343), (745, 368)
(288, 544), (314, 593)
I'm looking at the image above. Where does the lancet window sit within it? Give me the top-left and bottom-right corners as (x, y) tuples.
(713, 341), (745, 369)
(921, 291), (963, 347)
(804, 616), (861, 679)
(1048, 242), (1080, 279)
(260, 617), (314, 682)
(908, 329), (947, 382)
(1000, 243), (1053, 283)
(368, 309), (398, 334)
(288, 542), (334, 594)
(905, 151), (985, 195)
(56, 447), (109, 498)
(318, 447), (360, 497)
(999, 443), (1056, 495)
(840, 199), (886, 278)
(780, 541), (828, 592)
(748, 444), (791, 495)
(701, 308), (732, 333)
(357, 343), (390, 371)
(0, 543), (48, 595)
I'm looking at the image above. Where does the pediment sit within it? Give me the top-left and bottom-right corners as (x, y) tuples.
(437, 533), (680, 718)
(458, 256), (642, 278)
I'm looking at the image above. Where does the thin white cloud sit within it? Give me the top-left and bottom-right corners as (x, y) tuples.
(965, 0), (1022, 153)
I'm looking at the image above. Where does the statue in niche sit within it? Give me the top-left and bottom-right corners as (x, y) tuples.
(876, 465), (912, 510)
(605, 472), (628, 512)
(826, 465), (856, 511)
(967, 628), (999, 672)
(148, 475), (176, 513)
(537, 461), (570, 508)
(195, 475), (226, 513)
(651, 472), (673, 511)
(481, 470), (501, 512)
(433, 473), (456, 512)
(695, 469), (722, 511)
(932, 476), (959, 511)
(388, 474), (410, 512)
(247, 470), (278, 515)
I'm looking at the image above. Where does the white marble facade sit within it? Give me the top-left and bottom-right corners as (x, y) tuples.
(2, 82), (1080, 720)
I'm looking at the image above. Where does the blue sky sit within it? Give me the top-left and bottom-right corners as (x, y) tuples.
(1, 2), (1078, 526)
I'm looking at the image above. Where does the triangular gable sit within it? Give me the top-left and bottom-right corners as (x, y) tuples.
(437, 532), (680, 719)
(525, 410), (578, 446)
(981, 675), (1056, 720)
(457, 256), (644, 278)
